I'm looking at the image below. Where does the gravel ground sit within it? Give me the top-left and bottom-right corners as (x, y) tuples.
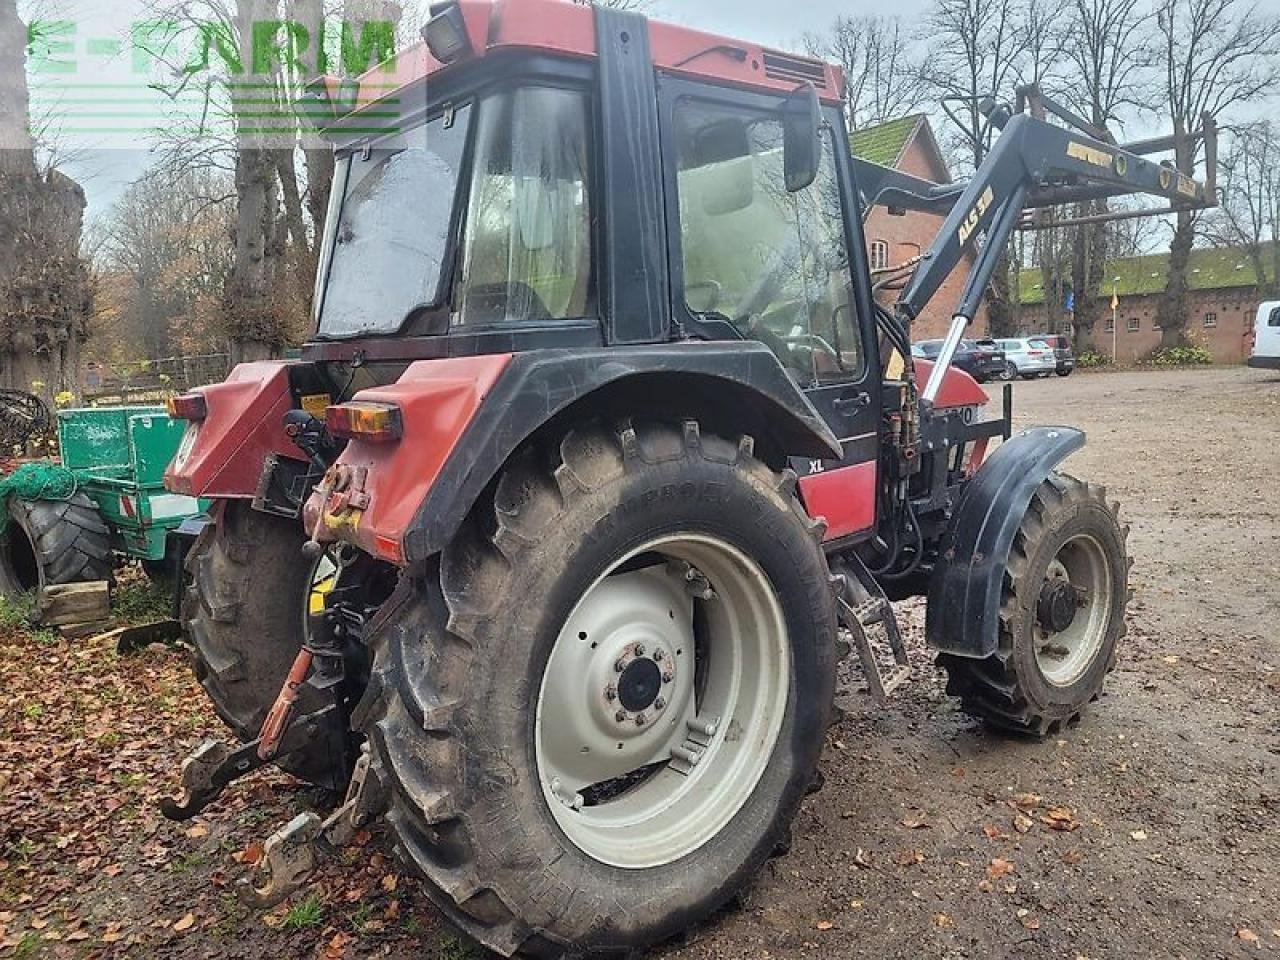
(657, 365), (1280, 960)
(3, 365), (1276, 960)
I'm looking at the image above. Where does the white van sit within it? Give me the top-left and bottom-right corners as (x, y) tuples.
(1249, 301), (1280, 369)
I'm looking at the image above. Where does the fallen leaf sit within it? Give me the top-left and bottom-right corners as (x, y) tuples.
(1041, 806), (1081, 832)
(1011, 793), (1042, 810)
(986, 858), (1016, 881)
(934, 913), (954, 928)
(897, 849), (925, 866)
(1237, 929), (1259, 944)
(853, 848), (873, 869)
(1013, 813), (1035, 834)
(184, 824), (209, 839)
(381, 873), (398, 893)
(171, 913), (195, 932)
(1062, 849), (1083, 866)
(982, 824), (1008, 839)
(815, 920), (835, 931)
(234, 841), (265, 865)
(900, 812), (931, 830)
(1130, 830), (1148, 841)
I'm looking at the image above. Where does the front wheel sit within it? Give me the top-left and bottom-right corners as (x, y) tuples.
(1000, 361), (1019, 381)
(938, 474), (1129, 736)
(356, 421), (837, 958)
(1056, 369), (1073, 378)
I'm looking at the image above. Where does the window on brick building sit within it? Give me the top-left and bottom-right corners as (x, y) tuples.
(870, 239), (889, 271)
(1104, 317), (1115, 333)
(1126, 317), (1140, 333)
(1203, 312), (1217, 328)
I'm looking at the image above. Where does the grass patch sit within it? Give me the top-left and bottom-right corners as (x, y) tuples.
(0, 592), (36, 628)
(282, 893), (324, 930)
(113, 575), (173, 625)
(12, 932), (40, 959)
(437, 933), (480, 959)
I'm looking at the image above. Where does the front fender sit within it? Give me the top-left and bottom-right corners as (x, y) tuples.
(925, 426), (1085, 659)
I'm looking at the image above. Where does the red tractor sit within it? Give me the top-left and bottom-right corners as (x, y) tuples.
(161, 2), (1215, 956)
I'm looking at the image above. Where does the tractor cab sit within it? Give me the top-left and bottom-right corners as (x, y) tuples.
(305, 0), (879, 419)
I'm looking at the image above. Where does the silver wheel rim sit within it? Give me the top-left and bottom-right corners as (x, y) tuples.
(1034, 533), (1113, 687)
(535, 533), (791, 869)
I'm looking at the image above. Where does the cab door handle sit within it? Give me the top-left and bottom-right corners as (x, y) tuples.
(833, 392), (872, 412)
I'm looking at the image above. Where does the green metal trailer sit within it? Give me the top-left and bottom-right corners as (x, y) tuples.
(57, 406), (208, 565)
(0, 405), (208, 599)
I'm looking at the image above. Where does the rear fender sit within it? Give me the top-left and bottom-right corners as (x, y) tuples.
(311, 344), (841, 566)
(925, 426), (1085, 659)
(164, 362), (304, 498)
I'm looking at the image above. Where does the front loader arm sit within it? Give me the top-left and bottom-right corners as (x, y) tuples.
(889, 106), (1215, 325)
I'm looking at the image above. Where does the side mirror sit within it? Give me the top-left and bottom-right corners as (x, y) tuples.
(783, 83), (822, 193)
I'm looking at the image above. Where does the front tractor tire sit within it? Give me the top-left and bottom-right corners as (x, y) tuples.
(355, 421), (837, 959)
(185, 502), (356, 791)
(939, 474), (1129, 736)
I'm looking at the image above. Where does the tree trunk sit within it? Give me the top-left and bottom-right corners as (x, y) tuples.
(986, 252), (1016, 338)
(224, 0), (288, 362)
(0, 0), (91, 404)
(1156, 210), (1194, 349)
(1155, 122), (1195, 349)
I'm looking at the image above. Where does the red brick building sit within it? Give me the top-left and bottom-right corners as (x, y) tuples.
(1016, 246), (1272, 363)
(852, 115), (989, 339)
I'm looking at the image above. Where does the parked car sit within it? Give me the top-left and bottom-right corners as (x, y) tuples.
(994, 338), (1058, 380)
(1033, 333), (1076, 377)
(912, 338), (1006, 383)
(1248, 301), (1280, 370)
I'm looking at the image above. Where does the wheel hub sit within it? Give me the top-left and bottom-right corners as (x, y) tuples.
(617, 656), (664, 713)
(1037, 578), (1080, 634)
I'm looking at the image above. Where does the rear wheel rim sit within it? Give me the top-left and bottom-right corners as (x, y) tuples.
(535, 533), (791, 869)
(1034, 533), (1113, 687)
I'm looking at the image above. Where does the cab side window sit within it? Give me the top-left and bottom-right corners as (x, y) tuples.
(673, 99), (861, 386)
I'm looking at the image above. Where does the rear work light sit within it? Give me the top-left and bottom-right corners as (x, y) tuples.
(167, 393), (207, 421)
(326, 402), (403, 442)
(421, 2), (473, 63)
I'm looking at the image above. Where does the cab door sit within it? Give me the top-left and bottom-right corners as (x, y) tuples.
(660, 82), (881, 542)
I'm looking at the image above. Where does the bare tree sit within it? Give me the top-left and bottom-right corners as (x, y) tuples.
(925, 0), (1021, 335)
(1153, 0), (1278, 347)
(0, 0), (92, 403)
(1053, 0), (1156, 350)
(1208, 121), (1280, 298)
(804, 16), (928, 130)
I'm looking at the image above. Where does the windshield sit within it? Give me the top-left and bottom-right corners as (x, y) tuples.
(315, 107), (471, 338)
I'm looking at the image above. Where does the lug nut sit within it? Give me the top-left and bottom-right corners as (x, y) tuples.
(634, 644), (646, 657)
(654, 697), (666, 711)
(662, 671), (674, 684)
(634, 713), (647, 727)
(614, 659), (626, 674)
(653, 650), (665, 662)
(605, 685), (617, 702)
(615, 710), (628, 723)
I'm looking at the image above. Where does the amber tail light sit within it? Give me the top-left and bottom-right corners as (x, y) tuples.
(326, 402), (403, 442)
(166, 393), (208, 421)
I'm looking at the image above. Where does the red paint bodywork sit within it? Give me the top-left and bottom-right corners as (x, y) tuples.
(303, 355), (513, 564)
(337, 0), (845, 127)
(164, 362), (304, 498)
(912, 359), (990, 409)
(798, 461), (878, 541)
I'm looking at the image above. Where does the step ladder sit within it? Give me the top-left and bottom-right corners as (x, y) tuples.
(833, 560), (911, 701)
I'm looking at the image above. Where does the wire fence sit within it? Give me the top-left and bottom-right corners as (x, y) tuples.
(82, 354), (231, 405)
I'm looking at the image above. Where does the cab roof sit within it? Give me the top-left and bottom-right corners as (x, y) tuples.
(333, 0), (845, 124)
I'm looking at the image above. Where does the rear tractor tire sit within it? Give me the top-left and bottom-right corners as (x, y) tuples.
(185, 501), (392, 791)
(0, 494), (113, 599)
(939, 474), (1129, 736)
(355, 420), (837, 959)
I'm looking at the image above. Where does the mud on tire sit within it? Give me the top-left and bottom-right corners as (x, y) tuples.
(185, 501), (353, 790)
(939, 473), (1130, 736)
(0, 494), (113, 598)
(354, 420), (837, 958)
